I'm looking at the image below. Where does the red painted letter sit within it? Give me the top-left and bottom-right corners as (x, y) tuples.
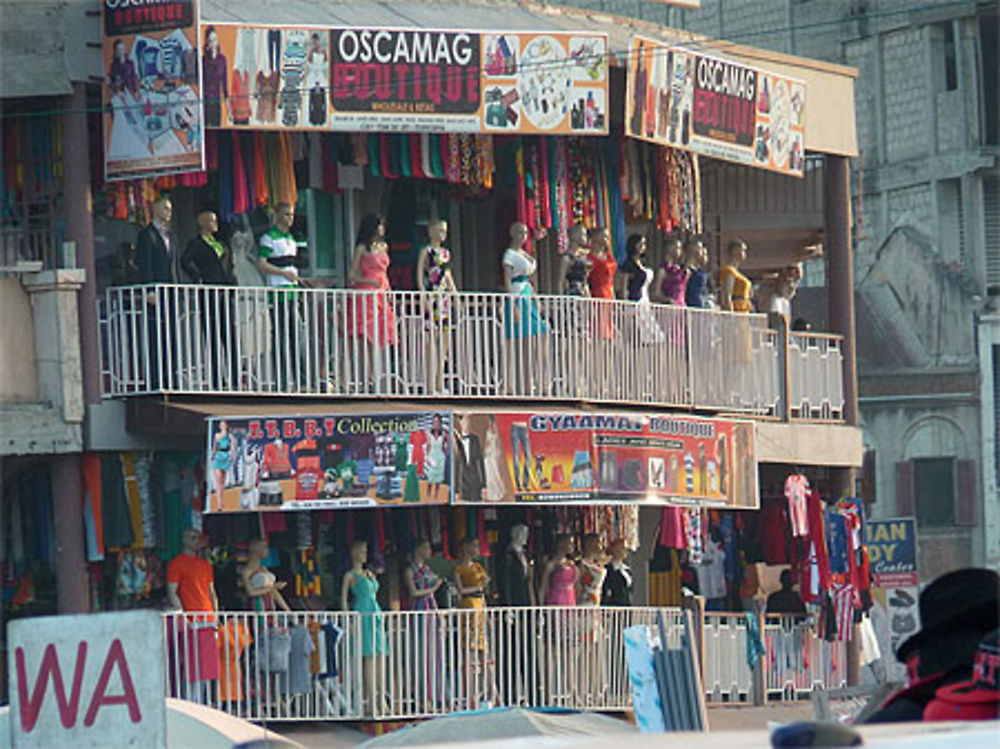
(15, 642), (88, 732)
(83, 639), (142, 726)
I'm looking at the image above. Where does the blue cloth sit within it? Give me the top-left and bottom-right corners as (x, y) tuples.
(319, 622), (343, 679)
(825, 511), (850, 574)
(685, 268), (710, 308)
(504, 285), (548, 338)
(351, 572), (386, 656)
(720, 514), (740, 584)
(745, 612), (766, 670)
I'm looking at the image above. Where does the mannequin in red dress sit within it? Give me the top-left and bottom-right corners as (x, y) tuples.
(346, 215), (396, 392)
(587, 228), (617, 397)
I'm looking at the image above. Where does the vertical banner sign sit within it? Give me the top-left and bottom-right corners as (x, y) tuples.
(207, 24), (609, 135)
(452, 411), (757, 508)
(205, 412), (453, 511)
(865, 517), (920, 681)
(626, 36), (805, 176)
(102, 0), (204, 180)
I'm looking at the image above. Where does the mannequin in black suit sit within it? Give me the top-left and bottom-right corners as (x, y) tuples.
(454, 413), (486, 502)
(182, 210), (237, 388)
(135, 196), (179, 390)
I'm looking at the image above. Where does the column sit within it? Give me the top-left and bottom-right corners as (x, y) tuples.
(52, 454), (89, 613)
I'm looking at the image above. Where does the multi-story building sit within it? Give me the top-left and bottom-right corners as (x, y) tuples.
(560, 0), (999, 578)
(1, 0), (865, 716)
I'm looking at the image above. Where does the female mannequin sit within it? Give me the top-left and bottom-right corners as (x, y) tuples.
(416, 219), (457, 394)
(577, 533), (607, 606)
(404, 537), (442, 610)
(683, 239), (712, 310)
(619, 234), (666, 347)
(587, 228), (617, 396)
(210, 420), (231, 512)
(718, 239), (752, 312)
(559, 224), (591, 396)
(340, 539), (386, 714)
(498, 524), (535, 606)
(652, 238), (688, 306)
(602, 540), (633, 606)
(502, 223), (549, 395)
(559, 225), (592, 297)
(405, 537), (442, 710)
(540, 534), (577, 606)
(241, 537), (291, 612)
(347, 215), (397, 391)
(453, 537), (496, 706)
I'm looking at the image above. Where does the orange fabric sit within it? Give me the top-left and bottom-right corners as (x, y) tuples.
(276, 132), (298, 207)
(719, 265), (752, 312)
(308, 620), (322, 674)
(218, 620), (252, 701)
(252, 133), (268, 206)
(167, 553), (215, 613)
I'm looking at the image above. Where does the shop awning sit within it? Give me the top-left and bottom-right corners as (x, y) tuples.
(0, 2), (72, 98)
(200, 0), (857, 157)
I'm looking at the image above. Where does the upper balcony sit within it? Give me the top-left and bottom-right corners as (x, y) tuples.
(99, 284), (844, 422)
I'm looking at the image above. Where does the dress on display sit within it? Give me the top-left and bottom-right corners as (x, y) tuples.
(502, 249), (548, 338)
(422, 245), (453, 325)
(564, 253), (590, 296)
(719, 265), (752, 312)
(660, 263), (689, 305)
(483, 428), (506, 501)
(621, 260), (666, 344)
(411, 561), (439, 611)
(351, 572), (386, 656)
(587, 252), (617, 339)
(545, 563), (578, 606)
(424, 429), (447, 484)
(578, 559), (607, 606)
(456, 561), (488, 650)
(348, 251), (398, 345)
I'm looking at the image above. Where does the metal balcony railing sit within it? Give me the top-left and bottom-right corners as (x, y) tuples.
(98, 284), (844, 420)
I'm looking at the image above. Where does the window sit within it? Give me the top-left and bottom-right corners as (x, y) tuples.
(914, 458), (955, 526)
(986, 176), (1000, 291)
(936, 178), (966, 264)
(981, 12), (999, 145)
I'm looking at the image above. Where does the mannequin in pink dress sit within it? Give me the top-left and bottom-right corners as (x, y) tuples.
(346, 215), (397, 391)
(540, 534), (578, 606)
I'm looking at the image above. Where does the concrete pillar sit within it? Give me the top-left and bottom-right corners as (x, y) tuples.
(63, 82), (101, 406)
(52, 454), (89, 613)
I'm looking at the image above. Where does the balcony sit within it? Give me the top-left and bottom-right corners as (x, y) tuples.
(99, 284), (844, 421)
(162, 607), (844, 722)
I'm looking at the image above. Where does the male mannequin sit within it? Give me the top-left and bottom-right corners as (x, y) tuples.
(167, 528), (218, 614)
(136, 196), (180, 389)
(498, 524), (535, 606)
(182, 210), (235, 285)
(455, 414), (487, 502)
(256, 202), (303, 390)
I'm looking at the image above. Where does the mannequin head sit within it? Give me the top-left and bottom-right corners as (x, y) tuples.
(249, 537), (269, 561)
(413, 537), (432, 563)
(181, 528), (201, 555)
(510, 524), (529, 550)
(197, 211), (219, 236)
(458, 536), (477, 561)
(581, 533), (602, 559)
(274, 202), (295, 234)
(509, 222), (529, 250)
(152, 196), (173, 226)
(568, 224), (587, 250)
(777, 264), (802, 296)
(626, 234), (647, 260)
(428, 219), (448, 247)
(553, 533), (573, 559)
(663, 238), (682, 266)
(350, 538), (368, 566)
(683, 239), (707, 269)
(609, 539), (628, 564)
(217, 419), (229, 434)
(356, 214), (386, 248)
(588, 227), (610, 254)
(725, 239), (748, 266)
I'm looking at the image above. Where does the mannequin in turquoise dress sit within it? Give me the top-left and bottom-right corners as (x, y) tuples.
(341, 538), (387, 714)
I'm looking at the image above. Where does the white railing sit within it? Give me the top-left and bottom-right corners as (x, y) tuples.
(700, 612), (849, 704)
(99, 284), (795, 415)
(788, 333), (845, 421)
(162, 606), (685, 722)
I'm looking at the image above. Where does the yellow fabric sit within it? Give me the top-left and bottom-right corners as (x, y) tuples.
(455, 561), (488, 650)
(719, 265), (752, 312)
(120, 453), (144, 548)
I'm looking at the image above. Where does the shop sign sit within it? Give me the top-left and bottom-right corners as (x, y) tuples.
(626, 36), (806, 177)
(101, 0), (204, 181)
(207, 23), (608, 135)
(452, 411), (758, 508)
(866, 517), (918, 589)
(204, 412), (454, 512)
(8, 611), (166, 749)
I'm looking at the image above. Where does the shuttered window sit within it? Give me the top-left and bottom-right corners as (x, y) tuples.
(896, 457), (978, 526)
(985, 176), (1000, 288)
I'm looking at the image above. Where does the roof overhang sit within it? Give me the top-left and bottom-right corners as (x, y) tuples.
(200, 0), (858, 157)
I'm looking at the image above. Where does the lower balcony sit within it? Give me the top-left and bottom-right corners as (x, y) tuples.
(99, 284), (844, 420)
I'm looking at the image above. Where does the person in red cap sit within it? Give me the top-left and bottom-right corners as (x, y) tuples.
(924, 629), (1000, 721)
(864, 567), (999, 723)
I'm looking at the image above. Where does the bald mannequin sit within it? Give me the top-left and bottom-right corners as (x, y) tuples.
(182, 210), (235, 285)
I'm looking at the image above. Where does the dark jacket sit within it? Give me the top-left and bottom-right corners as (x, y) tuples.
(602, 563), (633, 606)
(182, 235), (235, 285)
(498, 547), (533, 607)
(136, 223), (180, 284)
(455, 432), (486, 502)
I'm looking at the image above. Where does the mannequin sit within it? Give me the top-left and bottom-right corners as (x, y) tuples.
(602, 540), (633, 606)
(404, 537), (442, 710)
(577, 533), (607, 606)
(683, 239), (712, 309)
(540, 534), (577, 606)
(341, 539), (386, 715)
(763, 264), (802, 322)
(652, 237), (688, 305)
(166, 529), (217, 701)
(587, 228), (617, 396)
(242, 537), (291, 612)
(619, 234), (666, 346)
(452, 536), (497, 707)
(559, 224), (592, 296)
(347, 215), (397, 391)
(499, 524), (535, 606)
(718, 239), (752, 312)
(502, 223), (549, 396)
(416, 219), (457, 394)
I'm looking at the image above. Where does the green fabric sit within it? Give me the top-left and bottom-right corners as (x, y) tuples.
(202, 233), (226, 258)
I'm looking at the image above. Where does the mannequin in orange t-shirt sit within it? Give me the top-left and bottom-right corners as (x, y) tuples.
(167, 528), (218, 614)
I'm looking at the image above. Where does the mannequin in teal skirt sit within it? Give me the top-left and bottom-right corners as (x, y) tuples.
(341, 538), (387, 714)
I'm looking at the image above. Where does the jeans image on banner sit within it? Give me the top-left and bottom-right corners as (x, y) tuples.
(598, 450), (617, 492)
(510, 423), (532, 491)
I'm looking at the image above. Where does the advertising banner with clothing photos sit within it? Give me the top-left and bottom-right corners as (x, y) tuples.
(102, 0), (205, 180)
(205, 24), (608, 134)
(452, 411), (757, 508)
(626, 36), (806, 176)
(866, 517), (920, 681)
(205, 412), (453, 512)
